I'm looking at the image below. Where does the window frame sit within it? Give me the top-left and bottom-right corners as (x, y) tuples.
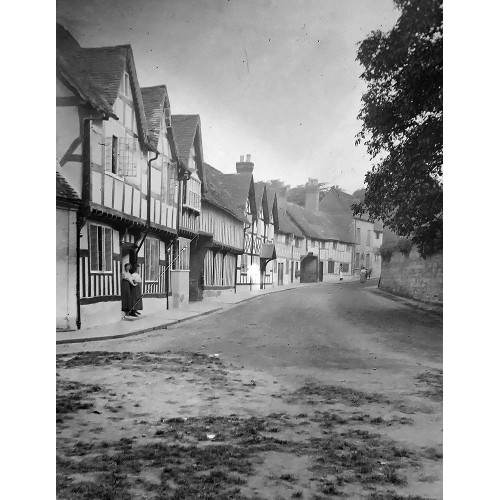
(145, 238), (160, 282)
(89, 223), (113, 274)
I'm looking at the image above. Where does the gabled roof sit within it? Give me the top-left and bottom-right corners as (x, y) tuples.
(253, 181), (270, 221)
(78, 45), (151, 147)
(286, 202), (355, 243)
(56, 171), (80, 201)
(222, 173), (256, 218)
(320, 186), (384, 231)
(141, 85), (176, 156)
(57, 24), (153, 149)
(56, 24), (117, 118)
(275, 198), (304, 238)
(171, 115), (203, 173)
(140, 86), (166, 148)
(202, 163), (247, 223)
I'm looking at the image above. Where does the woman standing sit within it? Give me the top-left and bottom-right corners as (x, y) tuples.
(360, 265), (367, 283)
(130, 264), (143, 316)
(121, 263), (136, 317)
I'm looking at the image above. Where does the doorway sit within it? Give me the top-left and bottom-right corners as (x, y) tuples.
(318, 261), (324, 282)
(278, 262), (284, 286)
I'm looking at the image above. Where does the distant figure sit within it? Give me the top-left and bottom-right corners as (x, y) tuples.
(367, 268), (372, 280)
(130, 264), (143, 316)
(339, 267), (344, 281)
(360, 266), (367, 283)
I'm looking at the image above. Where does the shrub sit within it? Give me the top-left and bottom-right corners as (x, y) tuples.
(379, 243), (396, 262)
(397, 238), (412, 256)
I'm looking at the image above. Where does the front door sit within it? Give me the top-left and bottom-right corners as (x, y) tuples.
(318, 261), (324, 282)
(290, 260), (294, 283)
(278, 262), (284, 285)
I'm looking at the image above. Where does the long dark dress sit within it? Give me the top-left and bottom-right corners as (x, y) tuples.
(130, 274), (143, 311)
(121, 277), (133, 313)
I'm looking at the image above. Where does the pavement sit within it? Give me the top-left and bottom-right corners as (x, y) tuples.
(56, 276), (359, 344)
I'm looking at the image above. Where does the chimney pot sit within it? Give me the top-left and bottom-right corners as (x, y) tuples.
(240, 155), (244, 162)
(246, 154), (251, 162)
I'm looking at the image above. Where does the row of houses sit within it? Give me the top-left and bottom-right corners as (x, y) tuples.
(56, 23), (384, 332)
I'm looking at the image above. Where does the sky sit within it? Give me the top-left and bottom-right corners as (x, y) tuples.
(57, 0), (399, 194)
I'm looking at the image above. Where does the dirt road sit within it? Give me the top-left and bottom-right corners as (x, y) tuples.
(57, 282), (442, 499)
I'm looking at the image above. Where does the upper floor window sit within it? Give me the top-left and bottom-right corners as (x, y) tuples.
(366, 230), (372, 246)
(321, 241), (326, 249)
(356, 228), (361, 244)
(295, 238), (300, 248)
(121, 72), (131, 97)
(105, 135), (138, 177)
(310, 240), (316, 248)
(89, 224), (112, 273)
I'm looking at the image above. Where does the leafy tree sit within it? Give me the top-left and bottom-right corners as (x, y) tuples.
(352, 188), (366, 201)
(353, 0), (442, 257)
(265, 179), (289, 192)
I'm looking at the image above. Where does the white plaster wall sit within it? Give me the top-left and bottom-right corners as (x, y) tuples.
(171, 270), (190, 308)
(56, 208), (78, 330)
(81, 301), (121, 329)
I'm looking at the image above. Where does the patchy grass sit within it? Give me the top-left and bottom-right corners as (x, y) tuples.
(414, 370), (443, 401)
(56, 379), (103, 422)
(367, 491), (434, 500)
(285, 383), (391, 406)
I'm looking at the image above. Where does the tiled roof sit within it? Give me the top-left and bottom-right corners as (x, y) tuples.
(141, 85), (168, 149)
(57, 24), (152, 149)
(202, 163), (247, 223)
(56, 171), (80, 201)
(56, 24), (117, 118)
(171, 115), (201, 171)
(286, 202), (355, 243)
(253, 181), (269, 219)
(320, 186), (384, 230)
(222, 173), (255, 217)
(275, 198), (304, 237)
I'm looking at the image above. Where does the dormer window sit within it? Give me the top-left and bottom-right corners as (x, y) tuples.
(121, 72), (131, 97)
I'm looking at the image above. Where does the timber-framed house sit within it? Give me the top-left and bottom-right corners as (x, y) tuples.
(171, 115), (204, 303)
(197, 163), (247, 297)
(274, 194), (305, 286)
(57, 24), (178, 329)
(253, 182), (277, 288)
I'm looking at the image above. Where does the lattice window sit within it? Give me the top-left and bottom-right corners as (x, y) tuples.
(104, 136), (138, 176)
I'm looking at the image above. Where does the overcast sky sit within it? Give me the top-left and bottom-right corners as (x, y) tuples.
(57, 0), (399, 193)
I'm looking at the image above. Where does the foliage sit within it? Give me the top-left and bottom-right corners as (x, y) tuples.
(287, 182), (331, 207)
(379, 243), (396, 261)
(397, 237), (413, 255)
(353, 0), (443, 258)
(352, 188), (366, 201)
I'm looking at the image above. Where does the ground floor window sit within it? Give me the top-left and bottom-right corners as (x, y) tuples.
(240, 253), (248, 273)
(355, 253), (360, 269)
(328, 261), (334, 273)
(89, 223), (113, 272)
(145, 238), (160, 281)
(341, 263), (349, 273)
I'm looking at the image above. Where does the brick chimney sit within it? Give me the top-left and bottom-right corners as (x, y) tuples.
(305, 178), (319, 212)
(236, 154), (254, 174)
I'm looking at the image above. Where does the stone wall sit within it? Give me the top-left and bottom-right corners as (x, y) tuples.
(380, 247), (442, 304)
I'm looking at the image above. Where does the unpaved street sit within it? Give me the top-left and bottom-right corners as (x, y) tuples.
(57, 282), (442, 499)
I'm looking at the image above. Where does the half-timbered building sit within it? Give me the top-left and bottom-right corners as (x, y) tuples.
(273, 195), (306, 286)
(286, 202), (355, 283)
(253, 182), (277, 288)
(197, 163), (247, 297)
(56, 170), (81, 331)
(171, 115), (204, 302)
(141, 85), (188, 308)
(57, 24), (177, 328)
(319, 185), (384, 277)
